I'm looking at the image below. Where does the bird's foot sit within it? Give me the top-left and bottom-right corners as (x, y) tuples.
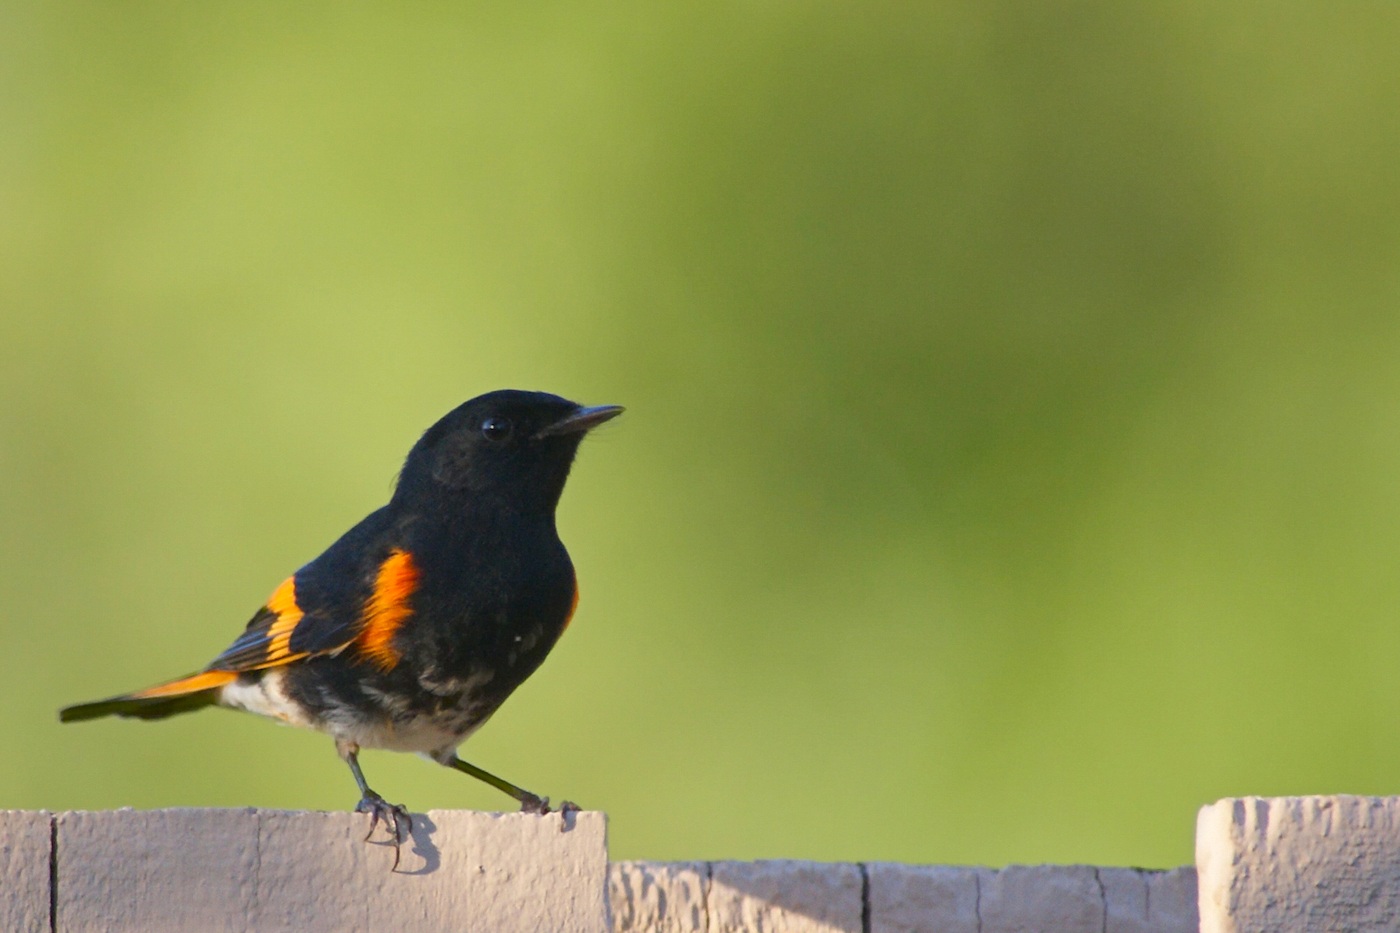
(518, 791), (552, 815)
(356, 792), (413, 870)
(554, 799), (581, 832)
(519, 793), (580, 831)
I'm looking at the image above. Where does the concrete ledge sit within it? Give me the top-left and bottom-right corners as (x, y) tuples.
(1197, 795), (1400, 933)
(1, 808), (1202, 932)
(21, 808), (606, 933)
(710, 860), (864, 932)
(33, 797), (1400, 931)
(608, 861), (1198, 933)
(0, 810), (50, 933)
(607, 860), (709, 932)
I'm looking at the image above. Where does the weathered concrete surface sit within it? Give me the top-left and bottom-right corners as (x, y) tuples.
(256, 809), (607, 932)
(610, 861), (1199, 933)
(709, 860), (864, 933)
(1099, 866), (1198, 933)
(0, 810), (51, 933)
(1197, 795), (1400, 933)
(609, 861), (709, 932)
(9, 808), (1204, 932)
(979, 864), (1106, 933)
(869, 864), (1190, 933)
(57, 808), (258, 933)
(868, 863), (980, 933)
(55, 808), (607, 933)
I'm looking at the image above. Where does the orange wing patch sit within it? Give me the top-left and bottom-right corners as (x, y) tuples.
(204, 575), (317, 673)
(356, 549), (420, 671)
(258, 576), (308, 667)
(130, 669), (237, 700)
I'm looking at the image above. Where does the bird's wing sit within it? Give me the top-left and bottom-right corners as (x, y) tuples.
(206, 508), (421, 674)
(204, 575), (350, 671)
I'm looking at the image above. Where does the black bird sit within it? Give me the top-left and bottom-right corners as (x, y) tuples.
(61, 390), (622, 864)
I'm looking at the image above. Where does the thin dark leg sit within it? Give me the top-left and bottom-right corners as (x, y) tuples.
(338, 740), (412, 870)
(444, 755), (577, 817)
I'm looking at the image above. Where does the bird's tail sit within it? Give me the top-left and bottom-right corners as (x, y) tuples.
(59, 670), (237, 723)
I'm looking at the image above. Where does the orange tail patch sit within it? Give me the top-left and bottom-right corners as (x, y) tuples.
(60, 669), (236, 722)
(130, 669), (238, 700)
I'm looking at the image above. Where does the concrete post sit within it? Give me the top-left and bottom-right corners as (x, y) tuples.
(1197, 795), (1400, 933)
(39, 808), (606, 933)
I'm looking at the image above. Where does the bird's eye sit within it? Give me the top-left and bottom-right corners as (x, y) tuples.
(480, 417), (513, 442)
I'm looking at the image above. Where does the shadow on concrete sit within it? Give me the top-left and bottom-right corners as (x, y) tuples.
(387, 811), (441, 875)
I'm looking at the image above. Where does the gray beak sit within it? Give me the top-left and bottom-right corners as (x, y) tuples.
(536, 404), (625, 438)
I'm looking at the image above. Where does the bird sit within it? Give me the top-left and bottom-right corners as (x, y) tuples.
(60, 389), (622, 866)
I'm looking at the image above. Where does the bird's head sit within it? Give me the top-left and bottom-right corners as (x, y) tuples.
(395, 390), (623, 515)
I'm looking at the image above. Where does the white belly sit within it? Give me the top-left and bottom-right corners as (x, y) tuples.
(218, 668), (489, 756)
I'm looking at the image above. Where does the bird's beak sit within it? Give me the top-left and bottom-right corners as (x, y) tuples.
(536, 404), (625, 438)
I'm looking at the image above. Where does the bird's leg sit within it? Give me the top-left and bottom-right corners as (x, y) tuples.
(444, 755), (578, 817)
(338, 740), (412, 869)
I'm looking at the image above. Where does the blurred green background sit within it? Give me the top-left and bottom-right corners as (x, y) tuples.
(5, 3), (1400, 869)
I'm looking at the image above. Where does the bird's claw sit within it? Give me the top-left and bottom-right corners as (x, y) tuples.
(519, 793), (580, 831)
(356, 793), (413, 870)
(555, 799), (581, 832)
(518, 791), (552, 815)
